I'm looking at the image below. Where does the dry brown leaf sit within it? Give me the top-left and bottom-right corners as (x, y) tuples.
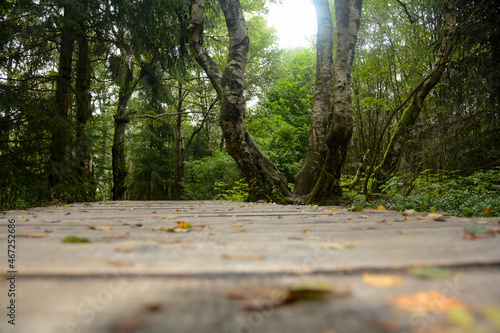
(106, 259), (134, 267)
(115, 246), (135, 253)
(363, 273), (404, 288)
(89, 226), (111, 232)
(143, 302), (164, 312)
(484, 206), (493, 216)
(221, 253), (264, 260)
(389, 289), (466, 313)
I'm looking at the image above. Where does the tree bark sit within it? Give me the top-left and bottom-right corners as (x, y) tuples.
(112, 54), (134, 200)
(294, 0), (334, 196)
(373, 0), (457, 190)
(49, 4), (75, 188)
(74, 2), (95, 201)
(307, 0), (363, 204)
(188, 0), (293, 202)
(173, 84), (184, 200)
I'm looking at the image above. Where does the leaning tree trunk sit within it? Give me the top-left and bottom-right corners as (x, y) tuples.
(294, 0), (334, 196)
(307, 0), (363, 204)
(112, 55), (134, 200)
(373, 0), (457, 190)
(74, 3), (95, 201)
(49, 4), (75, 189)
(188, 0), (293, 202)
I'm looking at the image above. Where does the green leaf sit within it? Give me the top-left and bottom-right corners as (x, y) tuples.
(62, 236), (91, 243)
(408, 266), (452, 280)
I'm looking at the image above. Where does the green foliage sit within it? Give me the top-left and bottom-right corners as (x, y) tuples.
(215, 179), (249, 202)
(247, 114), (308, 182)
(182, 150), (243, 200)
(358, 168), (500, 217)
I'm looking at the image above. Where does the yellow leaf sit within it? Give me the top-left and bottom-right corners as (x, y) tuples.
(389, 289), (466, 313)
(232, 223), (244, 227)
(378, 205), (386, 210)
(447, 305), (474, 327)
(17, 233), (48, 238)
(302, 229), (310, 233)
(363, 273), (404, 288)
(321, 242), (356, 250)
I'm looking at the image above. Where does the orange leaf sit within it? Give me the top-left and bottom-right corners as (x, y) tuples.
(363, 273), (404, 288)
(484, 206), (493, 216)
(177, 222), (193, 229)
(377, 205), (386, 210)
(389, 289), (466, 313)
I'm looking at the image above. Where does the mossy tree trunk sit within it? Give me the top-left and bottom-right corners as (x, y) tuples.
(373, 0), (457, 190)
(307, 0), (363, 204)
(112, 54), (134, 200)
(74, 1), (95, 201)
(49, 4), (75, 190)
(294, 0), (334, 196)
(188, 0), (293, 202)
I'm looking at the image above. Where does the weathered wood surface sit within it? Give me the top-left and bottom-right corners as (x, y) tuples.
(1, 200), (499, 333)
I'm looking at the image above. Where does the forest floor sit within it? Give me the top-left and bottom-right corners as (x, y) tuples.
(1, 200), (500, 333)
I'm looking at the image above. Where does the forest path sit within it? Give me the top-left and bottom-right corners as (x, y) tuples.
(1, 200), (499, 332)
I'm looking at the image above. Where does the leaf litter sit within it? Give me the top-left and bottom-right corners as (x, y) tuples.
(225, 280), (351, 311)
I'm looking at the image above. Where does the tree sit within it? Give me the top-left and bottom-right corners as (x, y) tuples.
(293, 0), (334, 196)
(370, 0), (457, 191)
(48, 1), (76, 192)
(188, 0), (293, 202)
(306, 0), (363, 203)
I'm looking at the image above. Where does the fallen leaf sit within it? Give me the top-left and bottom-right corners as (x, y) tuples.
(408, 266), (452, 280)
(389, 289), (466, 313)
(363, 319), (398, 331)
(321, 242), (356, 250)
(350, 206), (364, 212)
(360, 215), (370, 218)
(377, 205), (387, 210)
(143, 302), (164, 312)
(404, 209), (417, 214)
(177, 222), (193, 229)
(302, 229), (310, 233)
(447, 304), (475, 327)
(62, 236), (91, 243)
(462, 227), (495, 239)
(363, 273), (404, 288)
(484, 206), (493, 216)
(115, 246), (134, 253)
(221, 253), (264, 260)
(226, 287), (288, 311)
(232, 223), (244, 227)
(396, 230), (409, 235)
(111, 317), (151, 332)
(17, 233), (48, 238)
(103, 232), (130, 239)
(106, 259), (134, 267)
(89, 226), (111, 232)
(481, 307), (500, 330)
(288, 281), (351, 301)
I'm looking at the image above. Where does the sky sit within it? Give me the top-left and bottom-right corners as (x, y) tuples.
(267, 0), (317, 48)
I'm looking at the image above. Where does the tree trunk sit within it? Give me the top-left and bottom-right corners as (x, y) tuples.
(373, 0), (457, 190)
(294, 0), (334, 196)
(307, 0), (363, 204)
(74, 3), (95, 201)
(49, 4), (75, 188)
(112, 55), (134, 200)
(173, 85), (184, 200)
(188, 0), (293, 202)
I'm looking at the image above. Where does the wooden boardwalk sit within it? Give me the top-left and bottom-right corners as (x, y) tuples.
(1, 200), (499, 333)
